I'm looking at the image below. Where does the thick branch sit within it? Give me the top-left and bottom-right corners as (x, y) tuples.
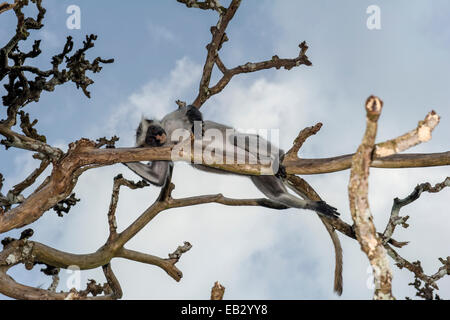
(0, 240), (121, 300)
(284, 151), (450, 175)
(1, 131), (447, 234)
(348, 96), (394, 300)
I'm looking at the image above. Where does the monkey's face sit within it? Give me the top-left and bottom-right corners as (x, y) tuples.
(136, 119), (167, 147)
(145, 125), (167, 147)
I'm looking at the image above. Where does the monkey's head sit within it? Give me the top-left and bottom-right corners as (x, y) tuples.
(136, 118), (167, 147)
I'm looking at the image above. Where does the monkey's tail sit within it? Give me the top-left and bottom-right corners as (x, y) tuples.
(284, 175), (343, 295)
(320, 218), (343, 295)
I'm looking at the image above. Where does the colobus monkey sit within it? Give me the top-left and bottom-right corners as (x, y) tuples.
(123, 105), (343, 294)
(124, 106), (339, 218)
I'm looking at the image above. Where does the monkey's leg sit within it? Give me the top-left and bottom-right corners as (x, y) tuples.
(250, 175), (340, 219)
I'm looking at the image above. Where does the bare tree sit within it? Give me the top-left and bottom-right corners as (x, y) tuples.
(0, 0), (448, 300)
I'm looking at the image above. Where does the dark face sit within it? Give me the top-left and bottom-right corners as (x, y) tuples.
(144, 125), (167, 147)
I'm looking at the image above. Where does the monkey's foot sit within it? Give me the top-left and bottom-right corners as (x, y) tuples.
(312, 201), (340, 219)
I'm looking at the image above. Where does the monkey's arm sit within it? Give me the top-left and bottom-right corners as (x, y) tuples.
(123, 161), (171, 186)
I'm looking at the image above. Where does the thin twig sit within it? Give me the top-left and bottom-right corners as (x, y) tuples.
(383, 177), (450, 244)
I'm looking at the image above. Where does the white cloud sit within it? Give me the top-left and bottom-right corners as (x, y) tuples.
(147, 21), (177, 44)
(102, 57), (202, 147)
(2, 0), (450, 300)
(5, 52), (449, 300)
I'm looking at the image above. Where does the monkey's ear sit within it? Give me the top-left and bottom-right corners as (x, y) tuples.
(140, 114), (153, 124)
(136, 123), (143, 137)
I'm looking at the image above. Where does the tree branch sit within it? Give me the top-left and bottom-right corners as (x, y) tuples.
(284, 151), (450, 175)
(1, 127), (446, 235)
(107, 175), (149, 242)
(9, 158), (49, 199)
(385, 245), (449, 292)
(377, 176), (450, 299)
(190, 0), (240, 107)
(117, 248), (185, 282)
(383, 177), (450, 244)
(176, 0), (226, 14)
(348, 96), (394, 300)
(0, 0), (18, 15)
(284, 122), (323, 161)
(187, 0), (312, 108)
(0, 174), (292, 299)
(375, 111), (440, 157)
(1, 0), (449, 300)
(1, 2), (113, 128)
(283, 110), (447, 175)
(0, 126), (63, 160)
(0, 239), (122, 300)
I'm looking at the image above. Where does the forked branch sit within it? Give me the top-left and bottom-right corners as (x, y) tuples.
(283, 111), (446, 174)
(179, 0), (312, 108)
(382, 177), (450, 298)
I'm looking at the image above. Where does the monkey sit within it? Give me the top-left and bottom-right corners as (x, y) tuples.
(125, 108), (339, 218)
(123, 105), (343, 294)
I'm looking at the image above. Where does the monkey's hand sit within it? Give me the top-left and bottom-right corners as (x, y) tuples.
(311, 201), (340, 219)
(275, 164), (287, 179)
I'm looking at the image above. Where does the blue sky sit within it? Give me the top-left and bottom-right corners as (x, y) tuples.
(0, 0), (449, 299)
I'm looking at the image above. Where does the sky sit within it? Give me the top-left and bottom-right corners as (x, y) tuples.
(0, 0), (449, 299)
